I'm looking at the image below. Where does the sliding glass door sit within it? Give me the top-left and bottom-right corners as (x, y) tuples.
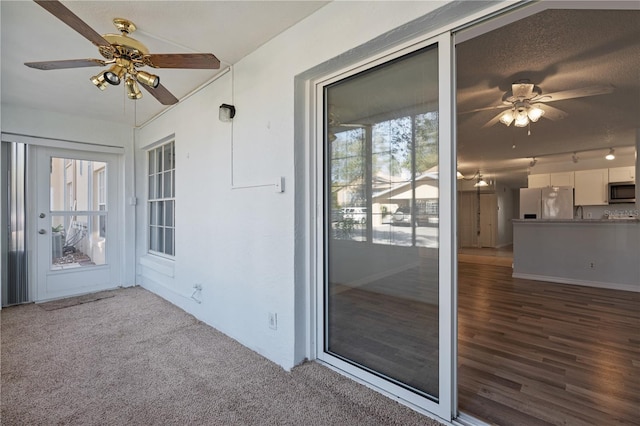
(317, 33), (453, 418)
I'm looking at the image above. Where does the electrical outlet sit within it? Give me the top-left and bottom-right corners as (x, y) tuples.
(586, 212), (593, 219)
(268, 312), (277, 330)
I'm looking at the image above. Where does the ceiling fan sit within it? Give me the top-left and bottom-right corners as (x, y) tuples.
(24, 0), (220, 105)
(461, 79), (614, 130)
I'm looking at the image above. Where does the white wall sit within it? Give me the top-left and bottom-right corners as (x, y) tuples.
(495, 182), (515, 247)
(1, 105), (132, 147)
(134, 1), (452, 370)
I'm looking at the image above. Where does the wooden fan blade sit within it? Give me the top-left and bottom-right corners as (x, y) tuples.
(25, 58), (106, 70)
(144, 53), (220, 69)
(34, 0), (112, 49)
(140, 83), (179, 105)
(538, 104), (568, 121)
(538, 85), (614, 103)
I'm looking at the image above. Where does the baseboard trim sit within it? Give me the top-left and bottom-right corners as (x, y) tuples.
(512, 272), (640, 293)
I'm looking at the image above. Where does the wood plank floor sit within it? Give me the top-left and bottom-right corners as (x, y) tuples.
(328, 260), (639, 425)
(458, 262), (640, 425)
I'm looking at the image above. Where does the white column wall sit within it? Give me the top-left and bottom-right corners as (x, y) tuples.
(134, 1), (448, 370)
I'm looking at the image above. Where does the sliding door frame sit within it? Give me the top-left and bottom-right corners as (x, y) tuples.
(314, 31), (455, 420)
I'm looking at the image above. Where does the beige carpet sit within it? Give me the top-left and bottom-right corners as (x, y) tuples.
(1, 286), (444, 425)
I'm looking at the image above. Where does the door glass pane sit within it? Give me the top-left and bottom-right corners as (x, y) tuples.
(50, 158), (108, 270)
(51, 214), (106, 269)
(325, 45), (440, 398)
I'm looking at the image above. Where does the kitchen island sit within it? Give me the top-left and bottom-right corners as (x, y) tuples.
(512, 218), (640, 292)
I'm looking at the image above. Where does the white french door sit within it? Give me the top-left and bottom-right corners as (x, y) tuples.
(316, 31), (454, 419)
(33, 146), (121, 301)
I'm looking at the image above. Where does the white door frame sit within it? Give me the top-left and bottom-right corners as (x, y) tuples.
(313, 31), (455, 420)
(30, 144), (124, 302)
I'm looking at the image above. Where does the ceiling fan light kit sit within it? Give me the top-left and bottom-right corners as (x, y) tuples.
(25, 1), (221, 106)
(125, 76), (143, 100)
(472, 79), (613, 133)
(90, 73), (108, 91)
(136, 70), (160, 88)
(104, 62), (127, 85)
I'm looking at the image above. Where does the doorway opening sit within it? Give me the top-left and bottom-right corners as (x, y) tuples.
(455, 5), (639, 425)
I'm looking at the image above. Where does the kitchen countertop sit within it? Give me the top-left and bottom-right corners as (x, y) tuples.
(513, 218), (639, 223)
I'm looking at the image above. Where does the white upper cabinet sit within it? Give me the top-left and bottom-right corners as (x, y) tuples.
(528, 172), (575, 188)
(608, 166), (635, 183)
(528, 174), (550, 188)
(550, 172), (575, 188)
(574, 169), (609, 205)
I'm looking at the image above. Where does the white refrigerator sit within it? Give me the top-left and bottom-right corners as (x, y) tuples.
(520, 187), (574, 219)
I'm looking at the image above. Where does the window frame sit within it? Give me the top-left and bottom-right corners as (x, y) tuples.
(147, 140), (176, 258)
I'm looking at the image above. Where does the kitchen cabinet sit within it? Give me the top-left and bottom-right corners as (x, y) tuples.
(550, 172), (575, 188)
(574, 169), (609, 205)
(528, 172), (575, 188)
(609, 166), (635, 183)
(528, 174), (550, 188)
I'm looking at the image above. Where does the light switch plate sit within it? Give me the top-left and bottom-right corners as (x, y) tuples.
(275, 176), (284, 193)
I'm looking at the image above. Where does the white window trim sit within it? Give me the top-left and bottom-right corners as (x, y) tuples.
(147, 139), (175, 258)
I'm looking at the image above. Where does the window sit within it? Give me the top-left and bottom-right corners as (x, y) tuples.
(148, 141), (175, 256)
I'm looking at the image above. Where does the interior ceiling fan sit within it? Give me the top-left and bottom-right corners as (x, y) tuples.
(461, 79), (614, 130)
(24, 0), (220, 105)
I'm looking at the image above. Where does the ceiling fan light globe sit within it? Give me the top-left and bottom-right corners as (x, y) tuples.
(528, 105), (545, 122)
(514, 114), (529, 127)
(499, 111), (514, 126)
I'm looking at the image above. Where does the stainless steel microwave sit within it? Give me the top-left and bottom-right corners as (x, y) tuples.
(608, 182), (636, 203)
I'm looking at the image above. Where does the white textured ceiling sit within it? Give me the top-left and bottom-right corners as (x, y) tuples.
(1, 0), (329, 126)
(456, 8), (640, 186)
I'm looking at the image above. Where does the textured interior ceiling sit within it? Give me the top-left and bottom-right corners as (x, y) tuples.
(456, 8), (640, 186)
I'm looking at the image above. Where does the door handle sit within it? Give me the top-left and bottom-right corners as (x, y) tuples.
(39, 229), (47, 235)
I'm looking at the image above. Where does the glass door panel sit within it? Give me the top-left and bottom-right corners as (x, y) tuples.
(49, 158), (107, 270)
(325, 44), (441, 400)
(35, 147), (119, 302)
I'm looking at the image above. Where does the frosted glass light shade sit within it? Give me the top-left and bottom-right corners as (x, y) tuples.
(499, 110), (515, 126)
(528, 105), (545, 122)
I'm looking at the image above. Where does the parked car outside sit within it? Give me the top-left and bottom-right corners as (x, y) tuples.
(391, 205), (438, 226)
(342, 207), (367, 224)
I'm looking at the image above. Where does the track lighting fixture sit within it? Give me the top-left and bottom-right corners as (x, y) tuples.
(572, 153), (579, 164)
(529, 157), (537, 167)
(605, 148), (615, 160)
(474, 171), (488, 187)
